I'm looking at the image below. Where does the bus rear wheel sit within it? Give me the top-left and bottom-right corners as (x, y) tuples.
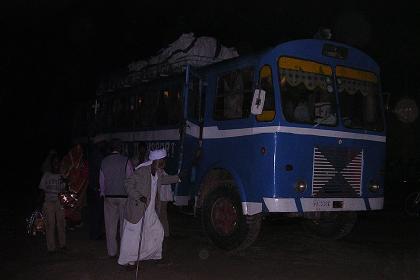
(202, 186), (261, 251)
(303, 211), (357, 240)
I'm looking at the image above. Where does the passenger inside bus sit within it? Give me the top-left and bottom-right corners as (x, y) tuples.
(313, 87), (336, 125)
(293, 97), (311, 122)
(281, 77), (337, 125)
(223, 72), (244, 119)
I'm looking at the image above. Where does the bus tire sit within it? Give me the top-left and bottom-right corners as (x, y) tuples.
(201, 185), (261, 251)
(303, 211), (357, 240)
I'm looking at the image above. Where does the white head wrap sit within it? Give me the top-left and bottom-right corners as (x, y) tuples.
(149, 149), (167, 161)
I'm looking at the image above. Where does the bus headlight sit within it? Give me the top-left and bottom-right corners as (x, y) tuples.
(368, 181), (380, 193)
(295, 180), (307, 193)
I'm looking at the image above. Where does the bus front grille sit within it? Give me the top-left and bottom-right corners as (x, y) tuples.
(312, 147), (363, 197)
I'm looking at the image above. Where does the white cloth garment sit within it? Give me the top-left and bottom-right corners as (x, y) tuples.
(118, 174), (164, 265)
(159, 171), (173, 202)
(149, 149), (166, 161)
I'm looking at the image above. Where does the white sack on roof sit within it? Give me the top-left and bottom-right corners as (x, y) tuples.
(128, 33), (239, 73)
(128, 60), (148, 72)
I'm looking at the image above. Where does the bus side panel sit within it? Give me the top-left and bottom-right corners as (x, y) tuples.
(195, 133), (276, 207)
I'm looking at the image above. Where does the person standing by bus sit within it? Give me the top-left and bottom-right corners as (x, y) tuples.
(134, 143), (173, 238)
(118, 149), (179, 267)
(39, 154), (67, 253)
(100, 138), (133, 258)
(60, 144), (89, 231)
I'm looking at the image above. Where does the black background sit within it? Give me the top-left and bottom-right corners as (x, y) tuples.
(1, 1), (419, 198)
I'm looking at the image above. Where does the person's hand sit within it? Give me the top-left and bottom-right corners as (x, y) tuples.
(178, 169), (188, 182)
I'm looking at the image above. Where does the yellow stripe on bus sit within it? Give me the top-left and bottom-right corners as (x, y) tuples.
(336, 66), (377, 83)
(279, 57), (332, 76)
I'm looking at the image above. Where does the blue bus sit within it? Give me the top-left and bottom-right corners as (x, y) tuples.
(78, 39), (386, 250)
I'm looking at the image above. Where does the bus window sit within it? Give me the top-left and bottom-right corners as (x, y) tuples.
(139, 89), (159, 127)
(104, 97), (113, 130)
(111, 97), (123, 130)
(336, 66), (384, 131)
(156, 90), (169, 125)
(134, 93), (143, 129)
(119, 95), (130, 130)
(188, 77), (201, 121)
(214, 67), (254, 120)
(128, 94), (137, 128)
(156, 87), (182, 126)
(166, 88), (182, 125)
(278, 57), (337, 126)
(256, 65), (275, 122)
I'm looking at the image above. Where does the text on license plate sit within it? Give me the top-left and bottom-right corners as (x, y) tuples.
(313, 200), (331, 210)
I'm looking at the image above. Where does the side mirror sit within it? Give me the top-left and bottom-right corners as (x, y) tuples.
(251, 89), (266, 115)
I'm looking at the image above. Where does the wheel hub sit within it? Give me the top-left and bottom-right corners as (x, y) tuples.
(211, 197), (238, 236)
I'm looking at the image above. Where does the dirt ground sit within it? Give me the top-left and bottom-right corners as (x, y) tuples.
(2, 203), (420, 280)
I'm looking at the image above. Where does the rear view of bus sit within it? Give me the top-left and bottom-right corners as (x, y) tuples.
(258, 40), (385, 238)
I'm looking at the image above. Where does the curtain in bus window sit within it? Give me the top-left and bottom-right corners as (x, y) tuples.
(278, 57), (336, 126)
(280, 69), (329, 90)
(336, 66), (383, 131)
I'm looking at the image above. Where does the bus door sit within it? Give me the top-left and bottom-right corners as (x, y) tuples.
(174, 67), (205, 206)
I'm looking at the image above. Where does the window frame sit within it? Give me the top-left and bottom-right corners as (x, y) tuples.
(213, 66), (255, 121)
(256, 64), (276, 122)
(335, 65), (384, 131)
(277, 56), (337, 127)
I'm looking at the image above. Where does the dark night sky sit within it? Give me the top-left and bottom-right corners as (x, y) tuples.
(1, 1), (420, 186)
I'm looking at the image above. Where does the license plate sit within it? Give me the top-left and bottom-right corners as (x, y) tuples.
(313, 199), (331, 210)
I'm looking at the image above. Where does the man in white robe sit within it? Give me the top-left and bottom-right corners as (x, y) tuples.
(118, 149), (179, 267)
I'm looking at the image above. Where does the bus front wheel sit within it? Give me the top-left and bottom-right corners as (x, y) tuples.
(303, 211), (357, 240)
(201, 186), (261, 251)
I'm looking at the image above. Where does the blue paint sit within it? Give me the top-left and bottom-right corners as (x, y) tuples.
(92, 39), (386, 214)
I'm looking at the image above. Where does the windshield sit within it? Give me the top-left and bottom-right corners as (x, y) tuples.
(278, 57), (337, 126)
(336, 66), (384, 131)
